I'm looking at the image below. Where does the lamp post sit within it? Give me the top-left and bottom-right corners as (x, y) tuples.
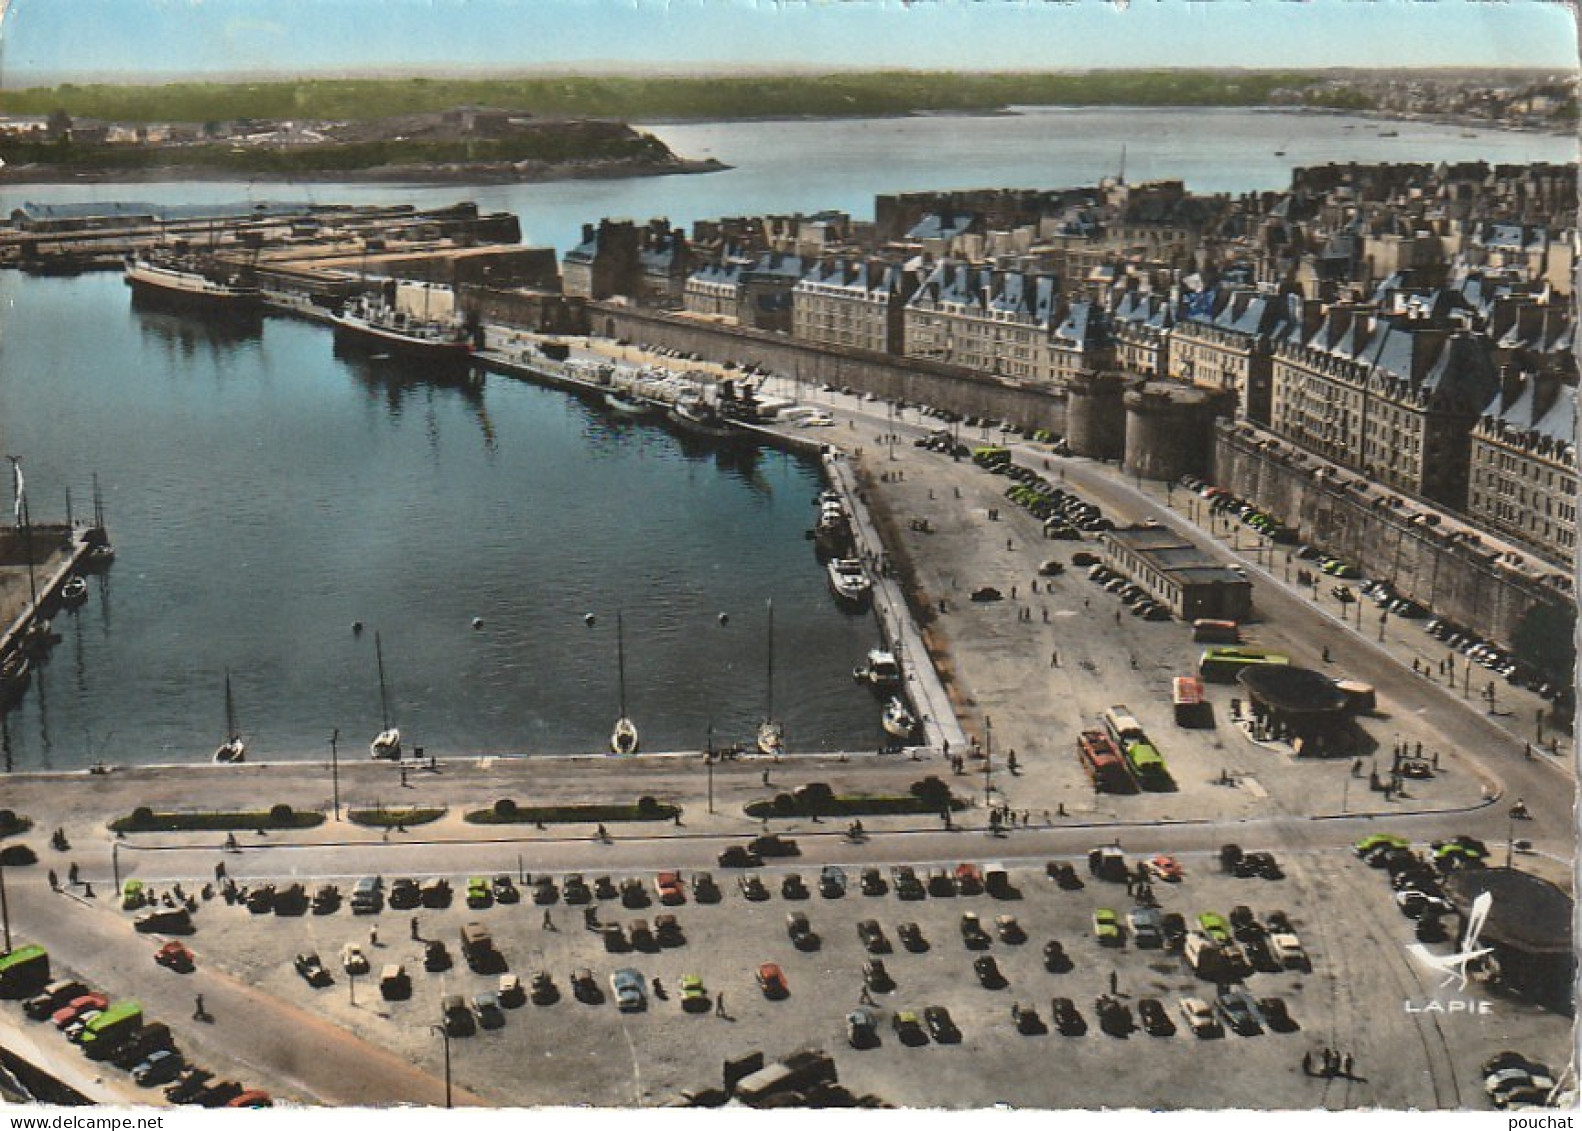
(431, 1023), (453, 1109)
(330, 729), (341, 821)
(983, 715), (993, 807)
(705, 724), (716, 815)
(111, 841), (121, 894)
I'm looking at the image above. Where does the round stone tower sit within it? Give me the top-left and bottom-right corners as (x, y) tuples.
(1123, 381), (1237, 481)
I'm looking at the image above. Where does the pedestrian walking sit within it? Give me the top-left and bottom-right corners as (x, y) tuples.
(47, 869), (58, 890)
(860, 986), (875, 1006)
(1302, 1050), (1312, 1076)
(67, 862), (79, 884)
(1115, 609), (1122, 625)
(583, 907), (599, 929)
(410, 916), (420, 940)
(193, 994), (206, 1020)
(715, 991), (726, 1018)
(761, 769), (771, 786)
(1051, 649), (1059, 668)
(542, 909), (555, 930)
(1108, 970), (1118, 994)
(370, 926), (380, 947)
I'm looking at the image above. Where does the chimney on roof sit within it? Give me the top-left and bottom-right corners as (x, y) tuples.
(1497, 364), (1524, 414)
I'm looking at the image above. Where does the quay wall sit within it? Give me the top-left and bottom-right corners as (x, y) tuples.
(587, 304), (1070, 438)
(1212, 422), (1574, 675)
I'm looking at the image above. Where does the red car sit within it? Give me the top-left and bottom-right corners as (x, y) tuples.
(53, 993), (108, 1029)
(155, 941), (195, 972)
(756, 963), (788, 999)
(654, 872), (686, 906)
(1146, 855), (1185, 882)
(226, 1090), (273, 1108)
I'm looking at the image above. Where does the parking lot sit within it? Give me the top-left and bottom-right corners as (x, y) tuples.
(145, 842), (1569, 1110)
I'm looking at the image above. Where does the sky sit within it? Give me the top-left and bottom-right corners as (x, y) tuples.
(0, 0), (1575, 86)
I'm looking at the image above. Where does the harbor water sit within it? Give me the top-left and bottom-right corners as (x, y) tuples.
(0, 107), (1570, 770)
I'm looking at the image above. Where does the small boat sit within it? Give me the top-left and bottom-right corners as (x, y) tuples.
(610, 611), (639, 756)
(604, 388), (658, 417)
(757, 599), (783, 758)
(853, 648), (903, 692)
(59, 575), (88, 606)
(882, 696), (918, 741)
(827, 558), (873, 607)
(83, 543), (116, 570)
(370, 631), (402, 760)
(213, 670), (246, 764)
(21, 617), (55, 655)
(669, 392), (741, 441)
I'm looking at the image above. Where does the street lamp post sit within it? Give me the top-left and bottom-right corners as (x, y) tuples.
(330, 729), (341, 821)
(111, 841), (121, 894)
(431, 1023), (453, 1108)
(983, 715), (993, 807)
(0, 860), (10, 952)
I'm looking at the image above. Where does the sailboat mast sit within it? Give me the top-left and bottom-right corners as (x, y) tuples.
(224, 670), (237, 739)
(375, 631), (391, 730)
(765, 598), (774, 720)
(616, 611), (628, 718)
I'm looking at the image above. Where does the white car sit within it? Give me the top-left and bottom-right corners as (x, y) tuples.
(1177, 996), (1219, 1037)
(340, 943), (370, 975)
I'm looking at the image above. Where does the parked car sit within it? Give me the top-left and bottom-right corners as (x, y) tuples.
(654, 872), (686, 905)
(388, 878), (420, 910)
(423, 940), (452, 972)
(530, 970), (558, 1005)
(442, 994), (475, 1037)
(491, 875), (520, 904)
(862, 958), (894, 993)
(340, 943), (370, 975)
(499, 974), (526, 1008)
(960, 912), (991, 949)
(1257, 996), (1296, 1032)
(294, 952), (332, 987)
(924, 1005), (961, 1043)
(781, 873), (810, 900)
(786, 912), (821, 951)
(465, 877), (492, 909)
(154, 941), (194, 972)
(1128, 908), (1163, 949)
(1216, 990), (1262, 1035)
(756, 963), (789, 999)
(1178, 996), (1221, 1038)
(690, 872), (720, 904)
(859, 868), (887, 896)
(819, 866), (847, 898)
(717, 845), (762, 868)
(610, 968), (646, 1012)
(973, 955), (1005, 988)
(1050, 996), (1085, 1036)
(738, 875), (769, 901)
(132, 1049), (184, 1087)
(1092, 908), (1123, 946)
(846, 1007), (880, 1049)
(567, 969), (597, 1005)
(858, 920), (892, 954)
(1139, 997), (1174, 1036)
(678, 974), (708, 1012)
(898, 922), (928, 952)
(473, 991), (505, 1030)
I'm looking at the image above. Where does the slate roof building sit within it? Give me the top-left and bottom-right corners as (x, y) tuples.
(1166, 286), (1307, 425)
(1467, 371), (1577, 569)
(1269, 301), (1502, 510)
(792, 258), (920, 355)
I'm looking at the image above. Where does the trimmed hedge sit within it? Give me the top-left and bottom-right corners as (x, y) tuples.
(0, 810), (32, 838)
(465, 800), (680, 825)
(744, 794), (965, 819)
(348, 806), (446, 828)
(110, 806), (325, 833)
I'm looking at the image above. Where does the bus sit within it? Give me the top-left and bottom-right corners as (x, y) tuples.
(1121, 738), (1173, 791)
(1197, 646), (1290, 684)
(81, 1000), (144, 1057)
(1101, 705), (1146, 746)
(1191, 618), (1241, 644)
(0, 944), (49, 998)
(1172, 676), (1213, 728)
(1077, 730), (1136, 794)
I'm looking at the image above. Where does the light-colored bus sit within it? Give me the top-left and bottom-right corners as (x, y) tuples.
(1102, 705), (1146, 745)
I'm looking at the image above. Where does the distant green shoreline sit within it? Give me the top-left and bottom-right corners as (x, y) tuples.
(0, 70), (1366, 123)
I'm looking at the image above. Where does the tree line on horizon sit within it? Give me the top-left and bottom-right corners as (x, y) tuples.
(0, 70), (1366, 124)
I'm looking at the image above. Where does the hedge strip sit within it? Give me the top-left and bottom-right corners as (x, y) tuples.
(348, 807), (446, 828)
(465, 801), (679, 825)
(109, 809), (325, 833)
(744, 794), (965, 819)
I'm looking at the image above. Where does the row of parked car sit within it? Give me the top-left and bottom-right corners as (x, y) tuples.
(1353, 831), (1488, 945)
(15, 975), (269, 1107)
(1084, 562), (1174, 621)
(1183, 477), (1299, 545)
(974, 448), (1114, 538)
(1423, 616), (1569, 705)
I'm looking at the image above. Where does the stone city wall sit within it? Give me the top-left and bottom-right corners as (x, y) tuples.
(1213, 422), (1571, 659)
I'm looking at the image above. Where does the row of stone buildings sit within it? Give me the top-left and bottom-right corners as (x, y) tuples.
(559, 162), (1576, 572)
